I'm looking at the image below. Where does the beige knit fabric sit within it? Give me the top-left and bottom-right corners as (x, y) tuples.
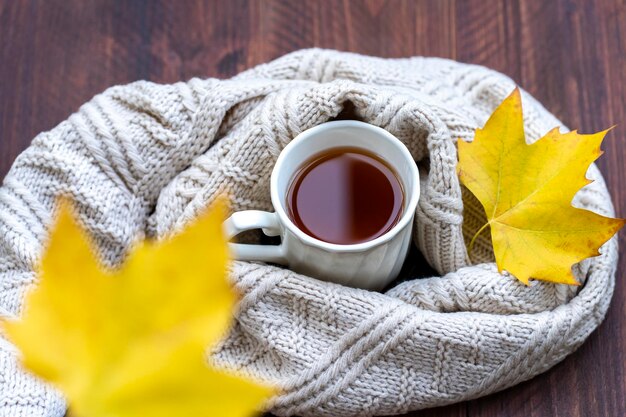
(0, 49), (619, 417)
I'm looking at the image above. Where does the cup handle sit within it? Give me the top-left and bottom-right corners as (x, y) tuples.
(223, 210), (288, 265)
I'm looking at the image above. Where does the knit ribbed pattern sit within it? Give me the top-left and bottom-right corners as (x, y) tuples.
(0, 49), (619, 417)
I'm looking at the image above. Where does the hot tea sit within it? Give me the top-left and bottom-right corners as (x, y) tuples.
(286, 147), (404, 244)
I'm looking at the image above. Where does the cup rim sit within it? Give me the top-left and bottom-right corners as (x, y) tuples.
(270, 120), (420, 253)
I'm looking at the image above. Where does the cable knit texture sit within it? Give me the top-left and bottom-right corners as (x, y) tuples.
(0, 49), (620, 417)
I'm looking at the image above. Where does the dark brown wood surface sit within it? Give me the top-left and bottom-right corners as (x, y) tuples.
(1, 1), (624, 416)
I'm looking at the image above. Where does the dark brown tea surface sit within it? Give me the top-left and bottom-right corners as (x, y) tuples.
(286, 147), (404, 244)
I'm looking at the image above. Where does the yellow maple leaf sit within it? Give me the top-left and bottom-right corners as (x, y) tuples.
(457, 88), (625, 285)
(2, 199), (273, 417)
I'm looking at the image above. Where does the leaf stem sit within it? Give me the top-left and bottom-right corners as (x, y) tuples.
(468, 222), (491, 263)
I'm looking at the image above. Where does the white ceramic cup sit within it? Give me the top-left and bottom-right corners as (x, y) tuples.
(224, 120), (419, 290)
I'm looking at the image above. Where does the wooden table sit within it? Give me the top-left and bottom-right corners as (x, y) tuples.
(1, 1), (624, 416)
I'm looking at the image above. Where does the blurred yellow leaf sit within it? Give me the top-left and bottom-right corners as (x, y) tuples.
(457, 88), (625, 285)
(2, 199), (273, 417)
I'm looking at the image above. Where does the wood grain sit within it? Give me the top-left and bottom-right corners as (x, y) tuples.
(0, 1), (624, 416)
